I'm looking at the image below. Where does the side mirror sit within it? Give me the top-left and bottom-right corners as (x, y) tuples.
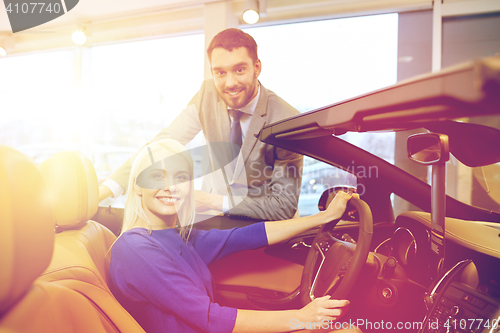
(407, 133), (450, 165)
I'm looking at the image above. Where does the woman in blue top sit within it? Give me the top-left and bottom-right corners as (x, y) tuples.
(109, 139), (360, 333)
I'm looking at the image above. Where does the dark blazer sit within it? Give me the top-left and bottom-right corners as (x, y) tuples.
(109, 79), (303, 220)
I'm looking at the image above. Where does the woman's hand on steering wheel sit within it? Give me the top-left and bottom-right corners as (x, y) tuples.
(297, 295), (350, 324)
(319, 191), (359, 224)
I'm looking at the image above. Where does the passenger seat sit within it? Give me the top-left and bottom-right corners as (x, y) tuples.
(0, 146), (142, 333)
(38, 151), (115, 289)
(37, 150), (144, 332)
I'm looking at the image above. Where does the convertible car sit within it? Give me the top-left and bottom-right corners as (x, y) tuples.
(1, 56), (499, 333)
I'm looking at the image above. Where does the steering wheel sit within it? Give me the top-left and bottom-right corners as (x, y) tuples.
(299, 195), (373, 305)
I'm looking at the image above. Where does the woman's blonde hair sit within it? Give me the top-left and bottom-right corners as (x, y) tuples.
(121, 139), (195, 241)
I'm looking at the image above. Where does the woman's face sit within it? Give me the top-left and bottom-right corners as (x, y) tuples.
(135, 154), (192, 228)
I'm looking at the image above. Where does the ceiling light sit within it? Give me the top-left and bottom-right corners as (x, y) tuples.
(72, 30), (86, 45)
(242, 0), (267, 25)
(0, 36), (14, 56)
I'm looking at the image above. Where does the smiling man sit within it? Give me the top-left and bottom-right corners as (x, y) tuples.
(211, 41), (261, 109)
(100, 28), (302, 221)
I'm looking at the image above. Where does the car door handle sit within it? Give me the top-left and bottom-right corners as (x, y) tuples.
(291, 241), (311, 249)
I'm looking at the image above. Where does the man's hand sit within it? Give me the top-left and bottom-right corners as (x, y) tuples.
(194, 190), (223, 213)
(99, 185), (113, 202)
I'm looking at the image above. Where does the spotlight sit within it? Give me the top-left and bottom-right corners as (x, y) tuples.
(242, 0), (267, 24)
(72, 30), (86, 45)
(0, 36), (14, 56)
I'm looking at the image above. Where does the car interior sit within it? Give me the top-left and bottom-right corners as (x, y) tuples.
(0, 148), (145, 332)
(254, 56), (500, 332)
(1, 56), (499, 333)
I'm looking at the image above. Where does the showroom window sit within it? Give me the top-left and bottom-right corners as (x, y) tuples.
(1, 13), (397, 210)
(89, 34), (205, 207)
(244, 13), (398, 113)
(0, 34), (204, 207)
(0, 49), (74, 150)
(244, 14), (398, 215)
(89, 33), (205, 148)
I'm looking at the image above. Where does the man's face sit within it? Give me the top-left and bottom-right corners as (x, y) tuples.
(210, 46), (261, 109)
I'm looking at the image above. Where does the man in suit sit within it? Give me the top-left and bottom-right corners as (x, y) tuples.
(99, 28), (302, 221)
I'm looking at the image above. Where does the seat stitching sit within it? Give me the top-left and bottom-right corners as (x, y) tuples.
(72, 289), (121, 333)
(40, 266), (108, 291)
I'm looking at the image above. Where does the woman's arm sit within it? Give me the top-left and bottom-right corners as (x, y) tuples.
(265, 191), (356, 245)
(234, 192), (361, 333)
(233, 296), (350, 333)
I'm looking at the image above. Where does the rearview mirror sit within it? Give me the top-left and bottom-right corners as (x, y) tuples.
(408, 132), (449, 270)
(407, 133), (449, 165)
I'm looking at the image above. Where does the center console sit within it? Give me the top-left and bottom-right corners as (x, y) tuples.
(420, 260), (500, 333)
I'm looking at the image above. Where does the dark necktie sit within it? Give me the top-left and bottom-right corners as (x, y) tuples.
(229, 109), (243, 170)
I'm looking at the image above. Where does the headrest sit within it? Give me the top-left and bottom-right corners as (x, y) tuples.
(39, 151), (99, 230)
(0, 146), (55, 314)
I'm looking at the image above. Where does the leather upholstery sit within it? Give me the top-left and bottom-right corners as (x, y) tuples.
(210, 247), (303, 294)
(40, 224), (114, 289)
(39, 151), (99, 229)
(0, 146), (54, 314)
(0, 281), (122, 333)
(37, 150), (144, 332)
(0, 148), (145, 332)
(39, 151), (115, 287)
(0, 147), (113, 332)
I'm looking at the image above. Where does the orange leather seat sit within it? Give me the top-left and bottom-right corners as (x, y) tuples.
(0, 146), (139, 332)
(0, 147), (144, 333)
(37, 151), (145, 332)
(38, 151), (115, 289)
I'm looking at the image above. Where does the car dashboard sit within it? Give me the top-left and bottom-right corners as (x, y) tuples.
(375, 212), (500, 333)
(257, 55), (500, 333)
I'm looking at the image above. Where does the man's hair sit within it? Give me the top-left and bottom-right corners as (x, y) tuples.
(207, 28), (258, 63)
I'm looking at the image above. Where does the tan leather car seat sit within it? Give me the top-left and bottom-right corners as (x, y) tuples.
(0, 146), (140, 333)
(37, 150), (145, 332)
(38, 151), (115, 289)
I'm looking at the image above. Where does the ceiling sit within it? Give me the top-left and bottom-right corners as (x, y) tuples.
(1, 0), (433, 54)
(0, 0), (219, 32)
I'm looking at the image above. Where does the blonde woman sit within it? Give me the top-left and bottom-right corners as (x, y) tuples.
(109, 139), (360, 333)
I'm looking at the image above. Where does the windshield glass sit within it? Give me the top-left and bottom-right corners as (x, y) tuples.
(472, 162), (500, 212)
(325, 114), (500, 214)
(356, 114), (500, 214)
(456, 115), (500, 213)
